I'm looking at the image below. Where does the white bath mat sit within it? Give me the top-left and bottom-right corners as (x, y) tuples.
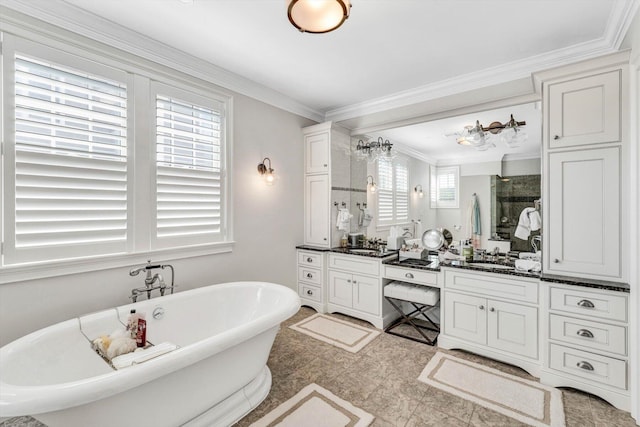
(250, 383), (374, 427)
(418, 352), (565, 427)
(289, 314), (380, 353)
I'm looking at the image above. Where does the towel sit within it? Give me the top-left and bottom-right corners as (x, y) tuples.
(515, 259), (542, 272)
(359, 208), (373, 227)
(515, 207), (540, 240)
(467, 195), (481, 248)
(336, 208), (352, 231)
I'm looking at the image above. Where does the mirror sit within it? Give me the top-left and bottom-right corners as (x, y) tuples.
(354, 102), (542, 253)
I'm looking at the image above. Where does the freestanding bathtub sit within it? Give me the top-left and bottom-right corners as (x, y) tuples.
(0, 281), (300, 427)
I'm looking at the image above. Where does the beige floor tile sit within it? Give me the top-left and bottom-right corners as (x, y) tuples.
(406, 402), (469, 426)
(467, 405), (530, 427)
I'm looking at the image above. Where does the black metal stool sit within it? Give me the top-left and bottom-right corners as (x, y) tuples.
(384, 281), (440, 346)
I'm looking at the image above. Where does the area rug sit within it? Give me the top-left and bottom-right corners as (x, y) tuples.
(289, 314), (380, 353)
(418, 352), (565, 427)
(250, 383), (374, 427)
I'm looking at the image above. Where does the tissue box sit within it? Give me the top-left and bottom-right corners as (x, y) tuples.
(399, 248), (427, 261)
(387, 236), (404, 250)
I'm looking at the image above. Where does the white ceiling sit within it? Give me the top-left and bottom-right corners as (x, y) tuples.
(5, 0), (637, 162)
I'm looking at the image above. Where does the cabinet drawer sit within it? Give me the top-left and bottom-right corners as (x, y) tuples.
(444, 270), (538, 303)
(549, 343), (627, 390)
(329, 254), (379, 276)
(298, 266), (322, 286)
(549, 287), (627, 322)
(549, 314), (626, 356)
(298, 251), (325, 267)
(299, 283), (322, 302)
(384, 266), (439, 287)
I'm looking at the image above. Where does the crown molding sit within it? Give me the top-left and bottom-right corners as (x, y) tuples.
(392, 143), (434, 164)
(1, 0), (324, 123)
(325, 0), (637, 123)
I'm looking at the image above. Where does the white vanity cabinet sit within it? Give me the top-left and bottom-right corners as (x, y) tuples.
(297, 249), (327, 313)
(541, 282), (630, 410)
(439, 269), (541, 376)
(536, 52), (629, 282)
(304, 131), (330, 175)
(327, 253), (390, 329)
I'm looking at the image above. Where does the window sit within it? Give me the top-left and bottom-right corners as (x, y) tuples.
(1, 35), (231, 270)
(430, 165), (459, 208)
(377, 156), (409, 227)
(152, 83), (226, 249)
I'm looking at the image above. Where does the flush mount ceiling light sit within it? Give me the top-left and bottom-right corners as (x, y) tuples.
(257, 157), (276, 185)
(287, 0), (351, 33)
(355, 137), (396, 162)
(455, 114), (526, 150)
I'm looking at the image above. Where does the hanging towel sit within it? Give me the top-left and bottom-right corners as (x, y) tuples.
(336, 208), (352, 231)
(529, 210), (542, 232)
(515, 207), (538, 240)
(466, 195), (481, 248)
(360, 208), (373, 228)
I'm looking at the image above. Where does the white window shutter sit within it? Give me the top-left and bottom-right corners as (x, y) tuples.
(5, 55), (129, 265)
(151, 85), (225, 249)
(377, 156), (409, 227)
(394, 161), (409, 222)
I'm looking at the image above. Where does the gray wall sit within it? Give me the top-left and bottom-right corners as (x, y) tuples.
(0, 94), (315, 346)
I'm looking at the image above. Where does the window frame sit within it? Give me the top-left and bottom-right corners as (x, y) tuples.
(0, 33), (234, 284)
(430, 165), (460, 209)
(376, 155), (410, 229)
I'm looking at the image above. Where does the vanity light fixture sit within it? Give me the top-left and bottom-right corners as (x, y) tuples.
(367, 175), (377, 193)
(287, 0), (351, 34)
(414, 184), (424, 198)
(257, 157), (276, 185)
(456, 114), (526, 150)
(355, 137), (396, 162)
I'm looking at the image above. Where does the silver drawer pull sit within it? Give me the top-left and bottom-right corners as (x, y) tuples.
(554, 258), (560, 263)
(306, 289), (313, 295)
(347, 279), (351, 283)
(554, 135), (560, 140)
(576, 329), (594, 338)
(489, 307), (495, 312)
(306, 273), (313, 278)
(577, 299), (595, 308)
(576, 361), (594, 371)
(479, 305), (485, 310)
(306, 257), (313, 263)
(405, 273), (414, 279)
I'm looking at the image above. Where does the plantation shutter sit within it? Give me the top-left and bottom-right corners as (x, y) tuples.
(394, 160), (409, 222)
(377, 156), (409, 226)
(153, 84), (224, 248)
(6, 55), (129, 264)
(431, 166), (459, 208)
(377, 157), (394, 225)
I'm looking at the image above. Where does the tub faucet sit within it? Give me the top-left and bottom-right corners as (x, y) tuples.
(129, 260), (176, 302)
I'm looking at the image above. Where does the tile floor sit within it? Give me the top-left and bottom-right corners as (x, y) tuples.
(2, 306), (638, 427)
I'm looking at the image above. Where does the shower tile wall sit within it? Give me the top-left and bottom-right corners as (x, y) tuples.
(492, 175), (541, 252)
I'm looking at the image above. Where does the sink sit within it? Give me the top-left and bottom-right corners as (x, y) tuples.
(348, 249), (378, 254)
(469, 263), (514, 270)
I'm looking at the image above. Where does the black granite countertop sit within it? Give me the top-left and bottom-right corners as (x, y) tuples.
(540, 273), (629, 293)
(295, 245), (332, 252)
(330, 247), (398, 259)
(383, 258), (441, 271)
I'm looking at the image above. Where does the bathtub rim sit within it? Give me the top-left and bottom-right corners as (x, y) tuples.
(0, 281), (300, 418)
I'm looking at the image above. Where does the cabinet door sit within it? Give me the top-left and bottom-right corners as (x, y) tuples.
(304, 174), (330, 247)
(546, 147), (620, 278)
(487, 300), (538, 359)
(305, 132), (330, 174)
(443, 291), (486, 345)
(547, 70), (621, 148)
(352, 274), (379, 315)
(328, 270), (353, 308)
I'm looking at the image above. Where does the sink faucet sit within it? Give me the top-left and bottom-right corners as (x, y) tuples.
(129, 260), (176, 302)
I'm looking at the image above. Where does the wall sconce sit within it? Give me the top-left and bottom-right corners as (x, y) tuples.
(414, 184), (424, 198)
(367, 175), (377, 193)
(257, 157), (275, 185)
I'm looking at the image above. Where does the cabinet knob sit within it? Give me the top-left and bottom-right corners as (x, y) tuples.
(489, 307), (495, 312)
(306, 289), (313, 295)
(347, 279), (351, 283)
(405, 273), (414, 279)
(306, 273), (313, 278)
(479, 305), (485, 310)
(576, 361), (594, 371)
(554, 258), (560, 263)
(307, 257), (313, 263)
(323, 238), (327, 241)
(323, 164), (327, 167)
(576, 329), (594, 338)
(353, 280), (357, 284)
(554, 135), (560, 140)
(577, 299), (595, 308)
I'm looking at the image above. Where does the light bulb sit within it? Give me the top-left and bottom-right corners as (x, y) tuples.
(265, 170), (275, 185)
(370, 183), (377, 193)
